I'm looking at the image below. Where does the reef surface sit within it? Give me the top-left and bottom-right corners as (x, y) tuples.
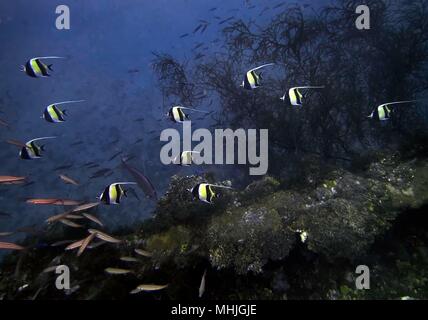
(1, 152), (427, 300)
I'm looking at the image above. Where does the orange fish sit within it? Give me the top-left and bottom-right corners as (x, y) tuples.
(65, 239), (85, 251)
(0, 176), (26, 184)
(26, 199), (81, 206)
(71, 202), (99, 212)
(46, 211), (71, 223)
(88, 229), (122, 243)
(0, 241), (25, 250)
(77, 233), (96, 257)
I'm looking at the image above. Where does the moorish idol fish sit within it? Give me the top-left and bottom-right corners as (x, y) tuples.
(20, 56), (65, 78)
(166, 106), (210, 123)
(173, 151), (200, 166)
(189, 183), (232, 204)
(19, 136), (56, 160)
(42, 100), (85, 123)
(241, 63), (275, 90)
(99, 182), (136, 205)
(281, 86), (325, 106)
(368, 100), (418, 121)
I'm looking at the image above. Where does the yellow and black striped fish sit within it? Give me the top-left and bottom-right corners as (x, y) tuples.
(42, 100), (85, 123)
(281, 86), (324, 106)
(167, 106), (210, 123)
(19, 136), (56, 160)
(368, 100), (417, 121)
(99, 182), (136, 205)
(21, 56), (64, 78)
(173, 151), (200, 166)
(241, 63), (274, 90)
(189, 183), (232, 204)
(167, 106), (189, 123)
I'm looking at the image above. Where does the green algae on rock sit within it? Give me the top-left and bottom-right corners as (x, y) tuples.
(1, 155), (428, 299)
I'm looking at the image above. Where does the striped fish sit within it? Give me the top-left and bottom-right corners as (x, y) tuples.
(241, 63), (274, 90)
(281, 86), (324, 106)
(42, 100), (85, 123)
(21, 56), (65, 78)
(166, 106), (210, 123)
(189, 183), (233, 204)
(19, 136), (56, 160)
(368, 100), (417, 121)
(173, 151), (200, 166)
(99, 182), (136, 205)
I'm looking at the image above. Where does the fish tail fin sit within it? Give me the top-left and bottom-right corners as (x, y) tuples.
(63, 109), (67, 115)
(48, 64), (53, 71)
(40, 145), (46, 151)
(19, 65), (25, 72)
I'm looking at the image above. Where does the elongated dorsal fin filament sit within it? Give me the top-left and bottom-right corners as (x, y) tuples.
(26, 136), (57, 144)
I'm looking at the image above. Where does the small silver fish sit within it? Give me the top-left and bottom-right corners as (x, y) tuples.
(130, 284), (168, 294)
(199, 269), (207, 298)
(120, 256), (139, 262)
(105, 268), (132, 275)
(134, 248), (153, 257)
